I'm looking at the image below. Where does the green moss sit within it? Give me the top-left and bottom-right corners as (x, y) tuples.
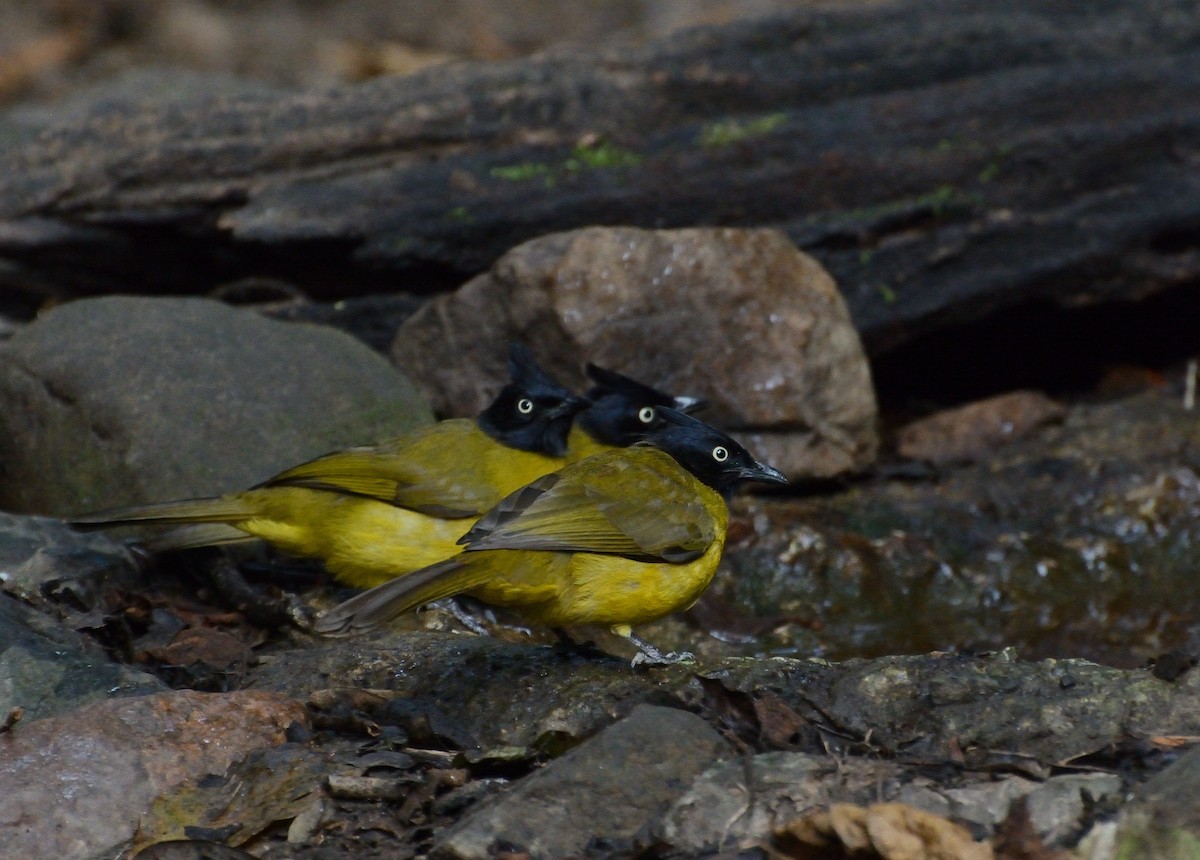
(563, 140), (643, 171)
(848, 184), (967, 222)
(1116, 825), (1200, 860)
(877, 283), (897, 304)
(490, 162), (556, 183)
(698, 113), (788, 148)
(445, 205), (474, 224)
(489, 139), (642, 187)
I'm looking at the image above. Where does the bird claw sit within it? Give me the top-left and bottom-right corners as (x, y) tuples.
(285, 596), (319, 633)
(630, 648), (696, 668)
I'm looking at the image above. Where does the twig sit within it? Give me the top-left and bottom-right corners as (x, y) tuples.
(1184, 358), (1197, 411)
(0, 706), (23, 734)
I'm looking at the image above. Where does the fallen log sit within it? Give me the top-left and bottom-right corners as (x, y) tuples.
(0, 0), (1196, 352)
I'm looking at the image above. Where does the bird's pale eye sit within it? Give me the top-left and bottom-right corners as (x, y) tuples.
(517, 398), (534, 414)
(638, 406), (655, 424)
(712, 445), (729, 462)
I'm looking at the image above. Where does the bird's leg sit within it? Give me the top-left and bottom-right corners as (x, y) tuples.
(614, 625), (695, 667)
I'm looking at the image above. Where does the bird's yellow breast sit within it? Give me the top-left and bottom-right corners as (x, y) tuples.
(234, 488), (472, 589)
(462, 489), (728, 629)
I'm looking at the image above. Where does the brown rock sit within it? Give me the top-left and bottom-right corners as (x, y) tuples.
(0, 689), (307, 860)
(393, 226), (878, 478)
(896, 390), (1066, 463)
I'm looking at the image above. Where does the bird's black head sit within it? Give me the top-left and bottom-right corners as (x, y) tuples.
(641, 407), (788, 497)
(577, 363), (708, 447)
(477, 344), (590, 456)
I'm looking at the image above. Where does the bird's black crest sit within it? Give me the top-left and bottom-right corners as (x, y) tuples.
(579, 363), (704, 447)
(477, 344), (588, 455)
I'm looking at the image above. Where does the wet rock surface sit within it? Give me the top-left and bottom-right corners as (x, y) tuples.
(719, 389), (1200, 665)
(0, 511), (165, 719)
(0, 295), (432, 516)
(394, 226), (878, 478)
(0, 689), (306, 860)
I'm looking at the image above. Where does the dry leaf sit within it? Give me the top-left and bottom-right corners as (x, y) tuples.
(774, 802), (993, 860)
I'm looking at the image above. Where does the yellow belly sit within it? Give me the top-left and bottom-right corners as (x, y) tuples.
(234, 487), (472, 589)
(463, 537), (725, 629)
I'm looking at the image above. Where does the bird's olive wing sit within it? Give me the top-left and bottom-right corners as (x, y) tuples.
(462, 453), (717, 563)
(260, 423), (495, 517)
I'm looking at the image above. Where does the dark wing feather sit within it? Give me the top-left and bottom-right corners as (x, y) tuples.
(314, 557), (493, 635)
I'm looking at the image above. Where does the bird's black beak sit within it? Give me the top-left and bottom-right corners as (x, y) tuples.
(551, 395), (593, 419)
(740, 459), (789, 486)
(672, 395), (709, 414)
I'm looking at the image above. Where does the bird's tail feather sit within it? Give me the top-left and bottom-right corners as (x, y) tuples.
(314, 555), (492, 636)
(146, 523), (258, 552)
(69, 497), (252, 530)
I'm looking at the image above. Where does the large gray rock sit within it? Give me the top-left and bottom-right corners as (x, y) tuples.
(0, 296), (433, 516)
(431, 703), (730, 859)
(392, 226), (878, 479)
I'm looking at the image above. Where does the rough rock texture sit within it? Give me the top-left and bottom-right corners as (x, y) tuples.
(660, 752), (894, 852)
(0, 295), (433, 516)
(431, 704), (730, 859)
(0, 689), (307, 860)
(393, 226), (878, 478)
(0, 593), (166, 721)
(1115, 744), (1200, 859)
(663, 755), (1117, 854)
(251, 632), (692, 751)
(0, 510), (140, 608)
(250, 633), (1200, 770)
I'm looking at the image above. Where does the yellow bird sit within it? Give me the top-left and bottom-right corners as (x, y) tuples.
(70, 349), (704, 590)
(264, 359), (704, 501)
(313, 407), (787, 663)
(71, 345), (587, 584)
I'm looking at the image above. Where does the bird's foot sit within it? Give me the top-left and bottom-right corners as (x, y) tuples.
(625, 631), (696, 667)
(432, 598), (493, 636)
(630, 648), (696, 668)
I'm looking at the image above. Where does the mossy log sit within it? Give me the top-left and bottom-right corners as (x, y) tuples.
(0, 0), (1197, 351)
